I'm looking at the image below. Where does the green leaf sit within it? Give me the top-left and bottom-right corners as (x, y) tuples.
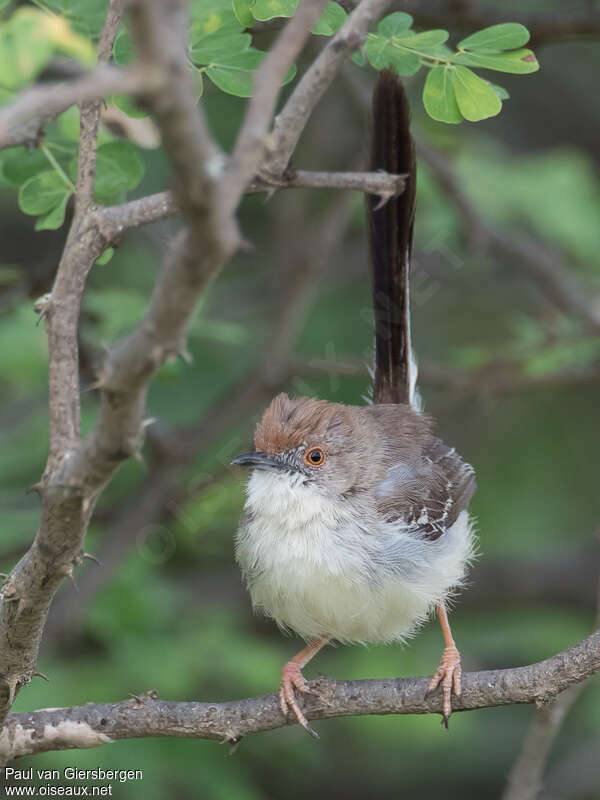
(34, 193), (70, 230)
(95, 248), (115, 266)
(190, 12), (250, 62)
(0, 8), (95, 90)
(312, 2), (347, 36)
(365, 35), (420, 75)
(92, 141), (145, 204)
(451, 64), (502, 121)
(458, 23), (530, 52)
(454, 48), (539, 74)
(251, 0), (297, 21)
(113, 28), (132, 65)
(376, 12), (413, 38)
(18, 170), (71, 215)
(232, 0), (254, 26)
(45, 0), (110, 37)
(396, 29), (449, 51)
(2, 148), (50, 185)
(423, 65), (462, 124)
(204, 47), (295, 96)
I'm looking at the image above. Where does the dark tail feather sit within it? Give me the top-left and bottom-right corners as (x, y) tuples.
(369, 71), (417, 407)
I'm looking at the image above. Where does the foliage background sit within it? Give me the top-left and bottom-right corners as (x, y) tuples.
(1, 0), (599, 796)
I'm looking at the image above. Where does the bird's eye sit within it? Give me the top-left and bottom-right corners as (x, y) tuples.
(304, 447), (325, 467)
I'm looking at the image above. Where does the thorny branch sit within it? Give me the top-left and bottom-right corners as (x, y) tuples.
(2, 629), (600, 761)
(0, 0), (389, 753)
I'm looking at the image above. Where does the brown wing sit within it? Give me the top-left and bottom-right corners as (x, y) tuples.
(375, 437), (476, 541)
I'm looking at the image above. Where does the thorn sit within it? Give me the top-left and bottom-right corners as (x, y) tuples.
(15, 598), (27, 620)
(84, 379), (106, 393)
(229, 737), (242, 756)
(32, 670), (49, 682)
(373, 192), (393, 211)
(81, 497), (91, 516)
(133, 451), (147, 470)
(82, 552), (101, 567)
(6, 678), (18, 706)
(33, 293), (52, 319)
(26, 482), (44, 496)
(0, 573), (8, 581)
(66, 569), (79, 593)
(142, 417), (158, 429)
(179, 348), (193, 365)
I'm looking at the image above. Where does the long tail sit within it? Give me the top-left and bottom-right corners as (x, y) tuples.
(369, 71), (418, 408)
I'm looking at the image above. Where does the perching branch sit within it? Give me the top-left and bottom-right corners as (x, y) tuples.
(2, 630), (600, 761)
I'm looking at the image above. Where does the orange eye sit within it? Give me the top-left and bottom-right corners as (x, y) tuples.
(304, 447), (325, 467)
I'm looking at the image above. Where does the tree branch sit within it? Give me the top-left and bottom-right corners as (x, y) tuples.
(0, 66), (138, 152)
(75, 0), (126, 212)
(2, 630), (600, 761)
(96, 169), (405, 238)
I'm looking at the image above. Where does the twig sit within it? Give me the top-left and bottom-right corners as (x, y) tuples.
(0, 66), (138, 151)
(2, 629), (600, 760)
(75, 0), (126, 212)
(97, 169), (404, 239)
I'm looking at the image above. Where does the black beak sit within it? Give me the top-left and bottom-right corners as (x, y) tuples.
(230, 452), (287, 472)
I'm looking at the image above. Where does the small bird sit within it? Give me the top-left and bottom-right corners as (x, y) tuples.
(232, 72), (476, 736)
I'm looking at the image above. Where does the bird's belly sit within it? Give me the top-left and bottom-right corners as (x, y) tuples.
(236, 513), (429, 644)
(236, 473), (474, 644)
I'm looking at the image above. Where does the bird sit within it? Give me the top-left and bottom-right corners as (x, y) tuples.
(232, 70), (476, 737)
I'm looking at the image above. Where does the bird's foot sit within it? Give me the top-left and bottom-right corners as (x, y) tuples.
(425, 644), (462, 728)
(279, 660), (319, 739)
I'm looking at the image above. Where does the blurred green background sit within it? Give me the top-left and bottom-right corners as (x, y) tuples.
(1, 1), (600, 797)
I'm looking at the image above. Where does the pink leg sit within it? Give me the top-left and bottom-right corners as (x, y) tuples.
(279, 635), (330, 738)
(426, 603), (462, 727)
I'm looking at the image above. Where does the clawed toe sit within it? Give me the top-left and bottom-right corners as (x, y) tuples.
(279, 662), (319, 739)
(425, 644), (462, 727)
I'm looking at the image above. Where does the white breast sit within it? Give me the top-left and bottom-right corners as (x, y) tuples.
(235, 471), (474, 644)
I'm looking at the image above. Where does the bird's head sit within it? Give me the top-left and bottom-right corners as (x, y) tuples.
(231, 393), (368, 497)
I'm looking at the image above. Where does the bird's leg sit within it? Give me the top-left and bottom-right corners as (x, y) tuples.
(426, 603), (462, 728)
(279, 635), (330, 738)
